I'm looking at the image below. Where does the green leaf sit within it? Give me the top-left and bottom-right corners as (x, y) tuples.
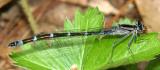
(67, 7), (104, 31)
(64, 18), (74, 31)
(10, 8), (160, 70)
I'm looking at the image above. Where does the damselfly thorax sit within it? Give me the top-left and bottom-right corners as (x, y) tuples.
(8, 21), (145, 48)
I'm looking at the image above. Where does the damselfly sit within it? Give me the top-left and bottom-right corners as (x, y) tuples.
(8, 20), (144, 49)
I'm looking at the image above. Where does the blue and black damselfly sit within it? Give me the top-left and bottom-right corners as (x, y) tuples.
(9, 20), (144, 48)
(8, 20), (144, 62)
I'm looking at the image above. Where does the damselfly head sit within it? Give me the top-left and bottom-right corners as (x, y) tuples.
(136, 20), (144, 32)
(8, 40), (23, 48)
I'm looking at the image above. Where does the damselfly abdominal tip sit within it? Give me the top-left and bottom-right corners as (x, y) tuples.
(8, 20), (145, 48)
(8, 40), (23, 48)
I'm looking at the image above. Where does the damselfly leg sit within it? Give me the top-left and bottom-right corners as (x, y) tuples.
(108, 20), (144, 63)
(127, 31), (137, 62)
(109, 31), (133, 63)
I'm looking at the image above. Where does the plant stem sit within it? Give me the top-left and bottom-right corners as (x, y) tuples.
(18, 0), (38, 34)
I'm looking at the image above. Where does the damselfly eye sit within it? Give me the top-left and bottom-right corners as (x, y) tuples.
(137, 20), (144, 31)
